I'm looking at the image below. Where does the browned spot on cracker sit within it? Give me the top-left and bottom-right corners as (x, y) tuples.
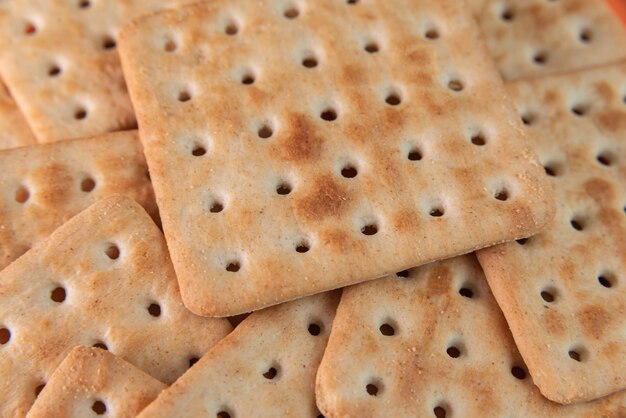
(341, 64), (365, 85)
(295, 175), (351, 222)
(30, 163), (73, 207)
(584, 178), (615, 204)
(595, 110), (626, 133)
(593, 81), (615, 102)
(393, 207), (419, 231)
(319, 228), (351, 253)
(542, 308), (565, 336)
(426, 265), (452, 296)
(543, 89), (560, 106)
(577, 305), (611, 339)
(278, 113), (324, 164)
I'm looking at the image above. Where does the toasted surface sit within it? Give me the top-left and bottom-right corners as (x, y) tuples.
(316, 255), (626, 417)
(120, 0), (553, 317)
(0, 81), (36, 149)
(0, 196), (232, 417)
(477, 0), (626, 80)
(0, 0), (191, 142)
(478, 63), (626, 403)
(26, 346), (166, 418)
(138, 291), (340, 418)
(0, 130), (157, 270)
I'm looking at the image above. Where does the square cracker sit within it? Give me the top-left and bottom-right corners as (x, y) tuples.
(27, 346), (166, 418)
(0, 0), (191, 143)
(120, 0), (553, 317)
(0, 81), (36, 150)
(0, 196), (232, 417)
(477, 63), (626, 403)
(0, 130), (157, 270)
(476, 0), (626, 80)
(137, 291), (340, 418)
(316, 255), (626, 417)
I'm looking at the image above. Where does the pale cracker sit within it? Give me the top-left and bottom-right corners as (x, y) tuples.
(138, 291), (340, 418)
(0, 196), (232, 417)
(316, 255), (626, 417)
(0, 80), (36, 149)
(477, 63), (626, 403)
(0, 0), (192, 142)
(27, 346), (166, 418)
(119, 0), (554, 317)
(476, 0), (626, 80)
(0, 130), (157, 270)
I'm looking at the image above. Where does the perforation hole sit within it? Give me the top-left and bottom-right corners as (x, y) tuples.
(48, 65), (61, 77)
(225, 22), (238, 35)
(148, 303), (161, 317)
(308, 323), (321, 336)
(543, 163), (559, 177)
(92, 400), (106, 415)
(276, 182), (292, 195)
(361, 223), (378, 236)
(501, 7), (515, 21)
(15, 186), (29, 204)
(516, 238), (528, 245)
(533, 51), (548, 65)
(347, 0), (359, 4)
(79, 0), (90, 9)
(396, 270), (409, 278)
(105, 244), (120, 260)
(459, 287), (474, 298)
(263, 366), (278, 380)
(571, 104), (588, 116)
(448, 80), (464, 92)
(341, 165), (358, 178)
(93, 342), (108, 350)
(295, 240), (310, 253)
(226, 261), (240, 273)
(101, 35), (116, 50)
(217, 412), (231, 418)
(320, 108), (337, 121)
(511, 366), (527, 380)
(258, 125), (273, 138)
(471, 134), (486, 146)
(429, 207), (444, 217)
(284, 7), (299, 18)
(598, 273), (614, 288)
(74, 107), (88, 120)
(385, 93), (401, 106)
(188, 357), (199, 368)
(192, 145), (207, 156)
(379, 323), (395, 336)
(24, 22), (37, 35)
(579, 28), (593, 43)
(35, 383), (45, 397)
(81, 177), (96, 192)
(425, 28), (439, 39)
(302, 56), (318, 68)
(434, 405), (447, 418)
(178, 90), (191, 102)
(50, 286), (66, 303)
(366, 382), (380, 396)
(568, 347), (586, 362)
(241, 73), (255, 85)
(210, 200), (224, 213)
(494, 189), (509, 201)
(521, 113), (534, 125)
(407, 148), (422, 161)
(596, 152), (613, 166)
(164, 39), (177, 52)
(446, 345), (461, 358)
(364, 42), (379, 53)
(0, 327), (10, 345)
(570, 217), (585, 231)
(540, 288), (556, 303)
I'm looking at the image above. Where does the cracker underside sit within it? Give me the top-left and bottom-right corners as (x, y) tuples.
(138, 291), (339, 418)
(0, 196), (232, 417)
(26, 346), (167, 418)
(477, 0), (626, 80)
(316, 255), (626, 417)
(478, 63), (626, 403)
(0, 130), (157, 271)
(120, 0), (553, 317)
(0, 0), (191, 142)
(0, 81), (36, 149)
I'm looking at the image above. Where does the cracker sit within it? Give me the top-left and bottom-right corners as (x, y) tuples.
(466, 0), (487, 16)
(137, 291), (340, 418)
(476, 0), (626, 80)
(0, 80), (36, 150)
(477, 63), (626, 403)
(119, 0), (553, 317)
(27, 346), (166, 418)
(0, 196), (232, 417)
(0, 0), (192, 142)
(0, 130), (157, 270)
(316, 255), (626, 417)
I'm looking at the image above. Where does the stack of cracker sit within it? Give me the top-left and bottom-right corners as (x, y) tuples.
(0, 0), (622, 417)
